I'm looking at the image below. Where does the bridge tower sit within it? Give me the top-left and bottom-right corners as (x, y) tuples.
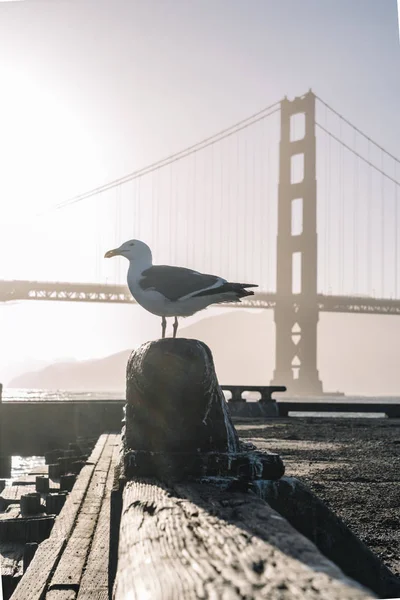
(271, 90), (323, 395)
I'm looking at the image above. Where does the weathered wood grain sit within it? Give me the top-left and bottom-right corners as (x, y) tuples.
(48, 435), (118, 592)
(47, 436), (115, 591)
(9, 435), (109, 600)
(114, 479), (375, 600)
(77, 437), (120, 599)
(125, 339), (240, 454)
(45, 589), (77, 599)
(108, 440), (124, 597)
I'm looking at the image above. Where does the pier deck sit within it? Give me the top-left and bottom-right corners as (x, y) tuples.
(9, 434), (120, 600)
(235, 415), (400, 577)
(3, 417), (400, 599)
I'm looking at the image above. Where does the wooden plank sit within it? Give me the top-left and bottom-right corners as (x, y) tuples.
(0, 542), (24, 578)
(114, 479), (374, 600)
(77, 436), (120, 599)
(1, 486), (36, 500)
(108, 439), (124, 597)
(48, 436), (116, 590)
(45, 590), (77, 599)
(0, 485), (36, 509)
(0, 506), (20, 520)
(9, 436), (109, 600)
(29, 465), (49, 475)
(12, 474), (59, 490)
(51, 436), (108, 540)
(12, 476), (39, 486)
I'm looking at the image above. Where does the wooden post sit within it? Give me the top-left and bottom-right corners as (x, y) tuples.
(45, 492), (67, 515)
(122, 339), (284, 481)
(20, 492), (41, 515)
(125, 338), (240, 454)
(36, 476), (49, 494)
(60, 474), (76, 492)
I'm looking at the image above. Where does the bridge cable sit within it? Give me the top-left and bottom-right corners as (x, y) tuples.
(315, 123), (400, 188)
(192, 153), (197, 267)
(323, 103), (328, 293)
(137, 176), (142, 242)
(235, 133), (240, 281)
(225, 133), (231, 278)
(396, 162), (399, 298)
(353, 128), (358, 295)
(115, 186), (120, 282)
(327, 120), (331, 294)
(218, 140), (223, 274)
(210, 143), (214, 274)
(150, 174), (155, 251)
(251, 132), (256, 283)
(265, 124), (270, 290)
(184, 151), (189, 267)
(168, 164), (173, 262)
(315, 95), (400, 165)
(381, 150), (385, 297)
(202, 152), (207, 271)
(367, 140), (372, 296)
(47, 103), (281, 213)
(339, 120), (344, 294)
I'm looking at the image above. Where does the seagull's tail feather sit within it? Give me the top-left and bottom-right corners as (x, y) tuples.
(193, 282), (258, 300)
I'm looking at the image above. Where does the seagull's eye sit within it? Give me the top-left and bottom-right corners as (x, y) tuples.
(129, 243), (135, 247)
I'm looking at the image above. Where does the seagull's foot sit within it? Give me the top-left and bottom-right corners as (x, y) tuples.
(162, 316), (167, 339)
(173, 316), (179, 338)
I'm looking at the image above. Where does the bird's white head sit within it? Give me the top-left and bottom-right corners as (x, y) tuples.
(104, 239), (152, 263)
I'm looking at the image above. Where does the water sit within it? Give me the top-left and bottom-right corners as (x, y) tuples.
(10, 455), (45, 482)
(4, 388), (400, 405)
(2, 389), (123, 402)
(2, 390), (124, 484)
(3, 389), (400, 482)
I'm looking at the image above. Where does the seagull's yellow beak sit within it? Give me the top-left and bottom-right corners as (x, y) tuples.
(104, 248), (120, 258)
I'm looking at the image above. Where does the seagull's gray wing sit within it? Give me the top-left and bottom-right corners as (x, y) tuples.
(139, 266), (222, 302)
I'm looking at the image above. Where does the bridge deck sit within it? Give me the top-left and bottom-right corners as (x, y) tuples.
(1, 279), (400, 314)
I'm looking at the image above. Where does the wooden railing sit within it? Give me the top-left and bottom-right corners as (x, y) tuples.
(221, 385), (287, 402)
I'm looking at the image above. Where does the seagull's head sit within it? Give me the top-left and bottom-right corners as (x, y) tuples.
(104, 239), (152, 262)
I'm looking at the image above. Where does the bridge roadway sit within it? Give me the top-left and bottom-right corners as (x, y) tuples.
(1, 279), (400, 315)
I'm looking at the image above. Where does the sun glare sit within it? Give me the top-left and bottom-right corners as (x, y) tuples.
(0, 66), (103, 277)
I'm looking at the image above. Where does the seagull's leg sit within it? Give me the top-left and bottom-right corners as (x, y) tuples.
(161, 316), (167, 339)
(173, 316), (179, 338)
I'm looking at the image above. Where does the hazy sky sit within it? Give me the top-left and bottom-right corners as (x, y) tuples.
(0, 0), (399, 392)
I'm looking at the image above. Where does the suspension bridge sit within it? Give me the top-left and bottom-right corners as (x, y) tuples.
(1, 90), (399, 395)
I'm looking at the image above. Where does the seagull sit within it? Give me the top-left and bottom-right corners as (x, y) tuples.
(104, 239), (258, 338)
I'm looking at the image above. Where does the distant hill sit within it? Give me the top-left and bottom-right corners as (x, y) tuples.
(9, 311), (274, 390)
(2, 357), (77, 388)
(9, 349), (131, 391)
(8, 309), (400, 395)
